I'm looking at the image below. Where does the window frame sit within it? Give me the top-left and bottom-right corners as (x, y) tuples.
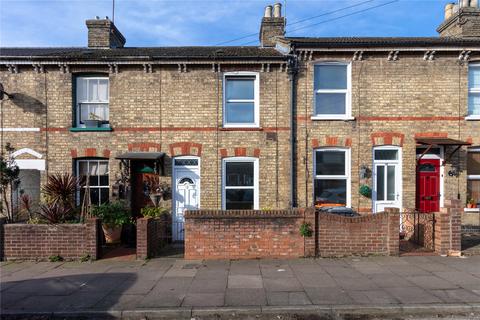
(467, 148), (480, 207)
(222, 157), (259, 210)
(467, 62), (480, 120)
(74, 75), (110, 128)
(313, 147), (351, 207)
(223, 72), (260, 128)
(312, 62), (352, 121)
(75, 158), (110, 206)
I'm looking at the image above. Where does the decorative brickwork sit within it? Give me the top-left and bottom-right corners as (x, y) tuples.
(219, 147), (261, 158)
(169, 142), (203, 157)
(136, 216), (171, 259)
(1, 218), (101, 261)
(370, 132), (405, 147)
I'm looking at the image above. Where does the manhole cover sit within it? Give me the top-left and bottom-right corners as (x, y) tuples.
(182, 263), (201, 269)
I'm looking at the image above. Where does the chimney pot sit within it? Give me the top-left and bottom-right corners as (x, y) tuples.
(264, 5), (273, 18)
(445, 3), (454, 20)
(273, 3), (282, 18)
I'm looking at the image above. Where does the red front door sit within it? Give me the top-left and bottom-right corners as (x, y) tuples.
(416, 159), (440, 213)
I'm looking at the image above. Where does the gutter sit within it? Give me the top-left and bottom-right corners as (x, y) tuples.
(287, 53), (298, 208)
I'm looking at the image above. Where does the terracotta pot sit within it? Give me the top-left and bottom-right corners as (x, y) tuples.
(102, 224), (122, 244)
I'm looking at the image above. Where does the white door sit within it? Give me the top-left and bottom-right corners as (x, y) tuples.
(373, 147), (402, 213)
(173, 157), (200, 241)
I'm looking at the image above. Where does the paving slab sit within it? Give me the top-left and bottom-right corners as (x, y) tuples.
(266, 291), (312, 306)
(348, 289), (399, 305)
(263, 277), (303, 292)
(384, 286), (443, 304)
(225, 288), (267, 306)
(228, 274), (263, 288)
(182, 293), (225, 307)
(188, 278), (227, 293)
(405, 275), (459, 290)
(91, 293), (144, 310)
(430, 289), (480, 303)
(304, 286), (352, 305)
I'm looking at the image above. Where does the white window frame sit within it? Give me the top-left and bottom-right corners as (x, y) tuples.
(466, 63), (480, 120)
(313, 148), (351, 207)
(223, 72), (260, 128)
(312, 62), (353, 121)
(467, 148), (480, 211)
(222, 157), (259, 210)
(75, 158), (110, 206)
(76, 76), (110, 127)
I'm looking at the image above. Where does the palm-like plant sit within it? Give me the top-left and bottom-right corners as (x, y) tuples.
(38, 203), (71, 224)
(42, 173), (82, 210)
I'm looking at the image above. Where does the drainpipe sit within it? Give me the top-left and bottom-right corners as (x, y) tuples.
(287, 53), (298, 208)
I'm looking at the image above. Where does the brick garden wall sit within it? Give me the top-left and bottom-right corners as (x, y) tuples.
(318, 209), (400, 257)
(434, 200), (462, 256)
(136, 216), (171, 259)
(185, 209), (312, 260)
(0, 218), (101, 261)
(184, 208), (400, 260)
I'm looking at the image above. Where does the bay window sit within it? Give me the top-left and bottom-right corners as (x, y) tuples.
(314, 148), (350, 206)
(222, 157), (259, 209)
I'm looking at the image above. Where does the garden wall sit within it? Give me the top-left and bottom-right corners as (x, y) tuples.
(184, 209), (314, 260)
(435, 200), (462, 256)
(136, 216), (171, 259)
(0, 218), (101, 261)
(318, 209), (399, 257)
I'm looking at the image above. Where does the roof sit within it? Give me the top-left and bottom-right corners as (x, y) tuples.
(116, 152), (166, 160)
(284, 37), (480, 48)
(0, 46), (286, 61)
(415, 138), (472, 146)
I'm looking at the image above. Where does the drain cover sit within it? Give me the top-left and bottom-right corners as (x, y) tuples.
(182, 263), (201, 269)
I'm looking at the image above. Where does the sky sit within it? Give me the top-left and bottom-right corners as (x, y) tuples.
(0, 0), (456, 48)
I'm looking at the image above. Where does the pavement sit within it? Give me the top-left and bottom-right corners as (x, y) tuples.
(1, 256), (480, 319)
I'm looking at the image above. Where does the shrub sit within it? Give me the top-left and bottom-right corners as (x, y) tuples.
(38, 203), (72, 224)
(49, 255), (64, 262)
(140, 206), (169, 218)
(42, 173), (82, 210)
(92, 201), (131, 227)
(299, 222), (313, 237)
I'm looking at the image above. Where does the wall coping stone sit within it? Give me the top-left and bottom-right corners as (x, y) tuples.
(185, 209), (304, 219)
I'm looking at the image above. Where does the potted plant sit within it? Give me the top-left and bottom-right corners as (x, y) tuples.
(467, 198), (477, 209)
(84, 113), (102, 128)
(92, 201), (130, 244)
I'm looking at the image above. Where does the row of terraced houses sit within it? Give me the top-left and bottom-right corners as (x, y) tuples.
(0, 1), (479, 242)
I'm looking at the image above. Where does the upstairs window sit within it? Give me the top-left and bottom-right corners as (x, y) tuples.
(313, 62), (351, 120)
(223, 72), (259, 127)
(468, 64), (480, 118)
(75, 76), (109, 127)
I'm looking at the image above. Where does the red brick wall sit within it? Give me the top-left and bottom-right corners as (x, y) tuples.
(435, 199), (462, 256)
(185, 209), (311, 260)
(317, 210), (399, 257)
(1, 218), (100, 261)
(136, 216), (171, 259)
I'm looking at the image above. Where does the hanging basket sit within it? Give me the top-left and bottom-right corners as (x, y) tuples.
(359, 185), (372, 198)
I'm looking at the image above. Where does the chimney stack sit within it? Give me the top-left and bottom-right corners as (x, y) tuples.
(259, 3), (286, 47)
(86, 17), (126, 48)
(437, 0), (480, 37)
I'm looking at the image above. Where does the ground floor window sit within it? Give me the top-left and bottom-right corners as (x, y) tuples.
(467, 149), (480, 207)
(222, 157), (258, 210)
(76, 158), (109, 206)
(314, 148), (350, 206)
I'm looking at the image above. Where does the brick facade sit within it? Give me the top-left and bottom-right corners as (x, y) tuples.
(0, 218), (101, 261)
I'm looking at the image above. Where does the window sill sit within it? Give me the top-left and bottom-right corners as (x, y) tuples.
(311, 116), (355, 121)
(465, 116), (480, 121)
(464, 208), (480, 213)
(70, 127), (113, 132)
(221, 127), (263, 131)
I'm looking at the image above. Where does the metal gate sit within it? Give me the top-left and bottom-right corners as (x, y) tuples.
(400, 210), (436, 253)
